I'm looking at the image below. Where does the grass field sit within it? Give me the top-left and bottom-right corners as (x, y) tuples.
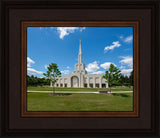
(27, 92), (133, 111)
(27, 86), (133, 92)
(27, 86), (133, 111)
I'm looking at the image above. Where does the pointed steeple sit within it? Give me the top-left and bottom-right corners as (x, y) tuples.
(79, 39), (82, 54)
(78, 40), (82, 64)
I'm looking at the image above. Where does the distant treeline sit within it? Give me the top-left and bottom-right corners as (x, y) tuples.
(113, 71), (133, 87)
(27, 75), (50, 86)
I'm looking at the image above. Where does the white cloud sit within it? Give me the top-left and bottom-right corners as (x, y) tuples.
(86, 61), (99, 72)
(44, 65), (48, 69)
(57, 27), (85, 39)
(79, 27), (86, 32)
(27, 68), (43, 75)
(124, 35), (133, 43)
(100, 62), (116, 69)
(120, 35), (124, 39)
(104, 41), (121, 52)
(119, 66), (125, 69)
(91, 71), (105, 74)
(121, 69), (133, 76)
(119, 56), (133, 68)
(27, 57), (35, 67)
(61, 70), (70, 75)
(66, 66), (70, 69)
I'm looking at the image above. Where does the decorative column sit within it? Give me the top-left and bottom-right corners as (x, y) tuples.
(59, 79), (60, 87)
(80, 74), (84, 88)
(99, 77), (102, 88)
(79, 74), (81, 88)
(87, 77), (90, 88)
(68, 77), (71, 87)
(63, 78), (65, 87)
(93, 76), (96, 88)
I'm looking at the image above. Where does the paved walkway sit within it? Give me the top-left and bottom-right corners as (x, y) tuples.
(27, 91), (133, 94)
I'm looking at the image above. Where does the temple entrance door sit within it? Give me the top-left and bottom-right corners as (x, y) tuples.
(71, 76), (79, 87)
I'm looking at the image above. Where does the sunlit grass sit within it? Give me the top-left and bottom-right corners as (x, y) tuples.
(27, 92), (133, 111)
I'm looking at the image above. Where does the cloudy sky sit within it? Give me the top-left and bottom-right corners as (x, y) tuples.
(27, 27), (133, 77)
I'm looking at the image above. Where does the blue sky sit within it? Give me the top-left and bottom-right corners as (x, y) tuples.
(27, 27), (133, 78)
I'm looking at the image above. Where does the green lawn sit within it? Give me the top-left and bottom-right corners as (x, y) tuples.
(27, 92), (133, 111)
(27, 86), (133, 92)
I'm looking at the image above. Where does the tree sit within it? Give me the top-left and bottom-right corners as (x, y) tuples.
(43, 63), (61, 94)
(129, 70), (133, 86)
(103, 63), (121, 92)
(119, 74), (125, 86)
(27, 75), (50, 86)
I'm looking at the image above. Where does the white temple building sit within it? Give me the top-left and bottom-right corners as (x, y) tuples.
(51, 40), (108, 88)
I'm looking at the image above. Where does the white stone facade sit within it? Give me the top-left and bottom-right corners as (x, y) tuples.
(51, 40), (108, 88)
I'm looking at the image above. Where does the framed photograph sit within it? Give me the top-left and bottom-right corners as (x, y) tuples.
(0, 0), (159, 137)
(21, 21), (139, 117)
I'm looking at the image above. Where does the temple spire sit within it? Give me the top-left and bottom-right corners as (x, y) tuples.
(79, 39), (82, 54)
(78, 40), (82, 64)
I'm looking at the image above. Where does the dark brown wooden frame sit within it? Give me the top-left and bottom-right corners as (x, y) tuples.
(21, 21), (139, 117)
(1, 0), (160, 137)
